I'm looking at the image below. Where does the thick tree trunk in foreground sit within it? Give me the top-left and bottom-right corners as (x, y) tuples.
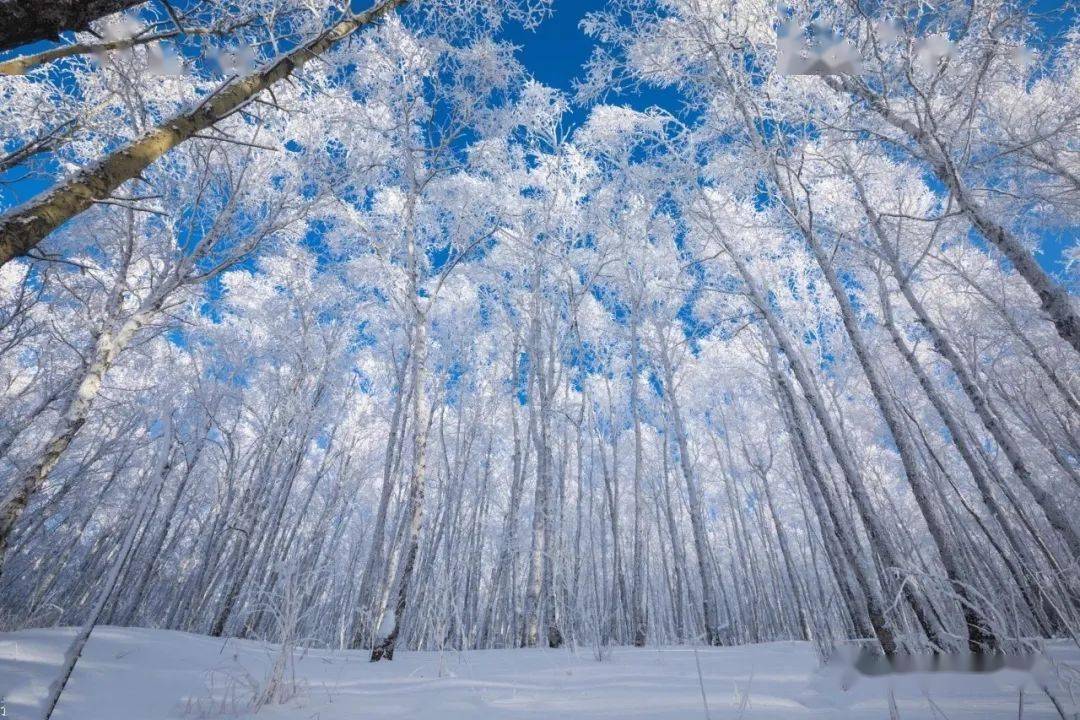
(0, 0), (146, 52)
(0, 0), (407, 267)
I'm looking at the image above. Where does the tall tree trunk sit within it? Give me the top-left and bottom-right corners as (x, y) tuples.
(747, 451), (811, 640)
(0, 0), (407, 266)
(848, 173), (1080, 560)
(629, 309), (647, 646)
(0, 305), (157, 578)
(371, 193), (432, 661)
(350, 354), (409, 648)
(370, 316), (431, 661)
(826, 76), (1080, 354)
(698, 201), (939, 649)
(116, 434), (185, 625)
(767, 342), (896, 654)
(877, 278), (1068, 631)
(479, 336), (532, 647)
(789, 193), (996, 652)
(40, 416), (171, 720)
(521, 384), (552, 645)
(655, 328), (722, 645)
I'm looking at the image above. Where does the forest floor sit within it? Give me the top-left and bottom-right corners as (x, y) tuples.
(1, 626), (1078, 719)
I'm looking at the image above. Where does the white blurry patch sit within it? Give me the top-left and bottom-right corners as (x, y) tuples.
(210, 44), (256, 76)
(147, 42), (184, 77)
(376, 608), (396, 640)
(914, 34), (954, 74)
(101, 15), (142, 43)
(1010, 45), (1035, 72)
(873, 18), (899, 45)
(92, 15), (143, 65)
(776, 20), (862, 76)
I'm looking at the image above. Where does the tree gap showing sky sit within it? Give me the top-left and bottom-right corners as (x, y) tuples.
(496, 0), (1077, 275)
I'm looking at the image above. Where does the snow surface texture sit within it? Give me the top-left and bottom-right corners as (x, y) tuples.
(1, 627), (1077, 719)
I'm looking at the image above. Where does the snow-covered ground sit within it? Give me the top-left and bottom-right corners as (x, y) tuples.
(1, 627), (1077, 719)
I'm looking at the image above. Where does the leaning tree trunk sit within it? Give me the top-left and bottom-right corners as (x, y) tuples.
(39, 416), (171, 720)
(752, 456), (811, 640)
(877, 278), (1068, 632)
(767, 342), (895, 654)
(0, 305), (156, 579)
(950, 264), (1080, 417)
(787, 195), (997, 652)
(0, 0), (407, 266)
(849, 175), (1080, 561)
(825, 76), (1080, 354)
(116, 434), (183, 626)
(699, 207), (941, 650)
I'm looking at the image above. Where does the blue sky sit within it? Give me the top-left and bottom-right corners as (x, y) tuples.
(499, 0), (688, 126)
(501, 0), (606, 116)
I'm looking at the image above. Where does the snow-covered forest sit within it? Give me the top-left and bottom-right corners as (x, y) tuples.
(1, 0), (1079, 717)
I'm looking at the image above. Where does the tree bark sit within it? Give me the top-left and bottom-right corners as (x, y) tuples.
(0, 0), (146, 52)
(655, 328), (722, 645)
(826, 76), (1080, 354)
(766, 341), (896, 654)
(849, 173), (1080, 561)
(0, 0), (407, 266)
(629, 309), (647, 646)
(370, 318), (431, 661)
(0, 306), (156, 578)
(349, 354), (409, 648)
(697, 201), (940, 650)
(788, 191), (996, 652)
(40, 415), (170, 720)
